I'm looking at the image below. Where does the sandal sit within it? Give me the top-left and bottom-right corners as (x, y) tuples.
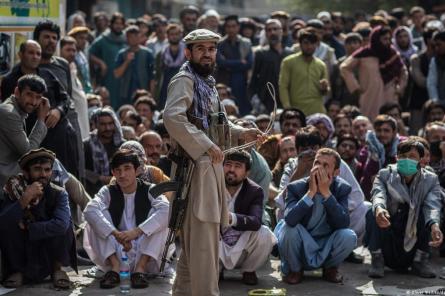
(100, 270), (120, 289)
(52, 270), (70, 290)
(3, 272), (23, 288)
(131, 272), (149, 289)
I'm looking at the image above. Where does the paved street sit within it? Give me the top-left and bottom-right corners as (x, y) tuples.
(4, 249), (445, 296)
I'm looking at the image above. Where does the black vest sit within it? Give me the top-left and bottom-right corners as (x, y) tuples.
(108, 180), (153, 228)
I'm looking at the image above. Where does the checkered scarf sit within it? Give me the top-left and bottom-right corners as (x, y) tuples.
(181, 61), (217, 130)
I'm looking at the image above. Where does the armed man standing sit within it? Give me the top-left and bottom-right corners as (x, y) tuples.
(163, 29), (264, 296)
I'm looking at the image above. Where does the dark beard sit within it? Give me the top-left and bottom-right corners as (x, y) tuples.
(226, 179), (243, 187)
(189, 60), (215, 77)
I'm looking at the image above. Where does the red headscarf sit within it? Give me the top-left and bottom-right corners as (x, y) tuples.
(352, 26), (404, 84)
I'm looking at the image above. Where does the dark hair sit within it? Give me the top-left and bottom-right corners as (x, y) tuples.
(167, 23), (183, 34)
(17, 74), (47, 94)
(336, 133), (359, 149)
(334, 113), (352, 126)
(154, 119), (169, 138)
(124, 111), (142, 126)
(110, 12), (125, 26)
(110, 149), (140, 170)
(298, 29), (318, 44)
(379, 26), (393, 38)
(374, 114), (397, 131)
(134, 96), (157, 112)
(306, 19), (324, 30)
(391, 7), (405, 20)
(331, 12), (345, 23)
(224, 15), (239, 25)
(410, 6), (425, 16)
(379, 102), (402, 116)
(425, 121), (445, 140)
(410, 135), (430, 151)
(60, 36), (77, 48)
(433, 31), (445, 43)
(397, 137), (425, 158)
(180, 5), (200, 19)
(316, 147), (341, 169)
(279, 108), (306, 127)
(423, 99), (445, 121)
(356, 28), (371, 38)
(33, 20), (61, 41)
(23, 157), (54, 172)
(340, 105), (361, 119)
(125, 25), (140, 35)
(132, 89), (151, 102)
(325, 99), (341, 110)
(295, 125), (323, 149)
(136, 17), (149, 27)
(117, 104), (137, 119)
(224, 150), (252, 171)
(344, 32), (363, 44)
(93, 11), (108, 23)
(423, 27), (438, 44)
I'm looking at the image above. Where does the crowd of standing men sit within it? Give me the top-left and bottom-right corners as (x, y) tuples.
(0, 4), (445, 295)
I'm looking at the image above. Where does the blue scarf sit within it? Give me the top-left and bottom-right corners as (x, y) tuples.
(181, 61), (217, 130)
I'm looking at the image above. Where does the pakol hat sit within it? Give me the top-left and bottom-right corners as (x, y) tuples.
(183, 29), (221, 45)
(19, 148), (56, 170)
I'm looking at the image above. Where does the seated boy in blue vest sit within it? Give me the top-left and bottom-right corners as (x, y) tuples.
(83, 149), (171, 289)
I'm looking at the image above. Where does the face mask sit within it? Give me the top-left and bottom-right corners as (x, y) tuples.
(397, 158), (419, 176)
(430, 141), (442, 158)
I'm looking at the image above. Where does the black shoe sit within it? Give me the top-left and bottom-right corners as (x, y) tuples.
(345, 252), (364, 264)
(271, 244), (280, 258)
(368, 252), (384, 278)
(412, 260), (436, 278)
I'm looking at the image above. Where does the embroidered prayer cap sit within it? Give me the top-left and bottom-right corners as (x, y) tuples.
(19, 148), (56, 170)
(183, 29), (221, 45)
(68, 26), (90, 36)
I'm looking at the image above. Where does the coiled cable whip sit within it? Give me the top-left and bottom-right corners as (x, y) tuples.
(223, 81), (277, 154)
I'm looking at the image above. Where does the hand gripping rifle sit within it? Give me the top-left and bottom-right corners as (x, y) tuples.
(149, 152), (195, 273)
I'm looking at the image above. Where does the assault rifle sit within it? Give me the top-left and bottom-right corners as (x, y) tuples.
(149, 152), (195, 272)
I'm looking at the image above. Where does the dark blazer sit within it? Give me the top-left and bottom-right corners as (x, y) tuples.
(284, 176), (351, 230)
(232, 178), (264, 232)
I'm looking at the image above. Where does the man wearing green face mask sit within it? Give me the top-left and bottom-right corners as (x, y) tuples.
(365, 137), (443, 279)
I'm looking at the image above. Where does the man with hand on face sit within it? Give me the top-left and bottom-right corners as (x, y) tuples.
(164, 29), (263, 296)
(219, 151), (277, 285)
(366, 138), (443, 279)
(275, 148), (357, 285)
(0, 75), (49, 188)
(0, 149), (76, 289)
(83, 149), (170, 289)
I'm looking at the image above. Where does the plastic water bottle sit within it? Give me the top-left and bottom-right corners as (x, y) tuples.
(119, 253), (131, 294)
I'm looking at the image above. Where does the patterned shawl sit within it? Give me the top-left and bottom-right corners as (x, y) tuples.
(180, 61), (217, 130)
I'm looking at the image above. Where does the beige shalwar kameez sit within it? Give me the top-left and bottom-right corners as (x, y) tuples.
(164, 72), (244, 296)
